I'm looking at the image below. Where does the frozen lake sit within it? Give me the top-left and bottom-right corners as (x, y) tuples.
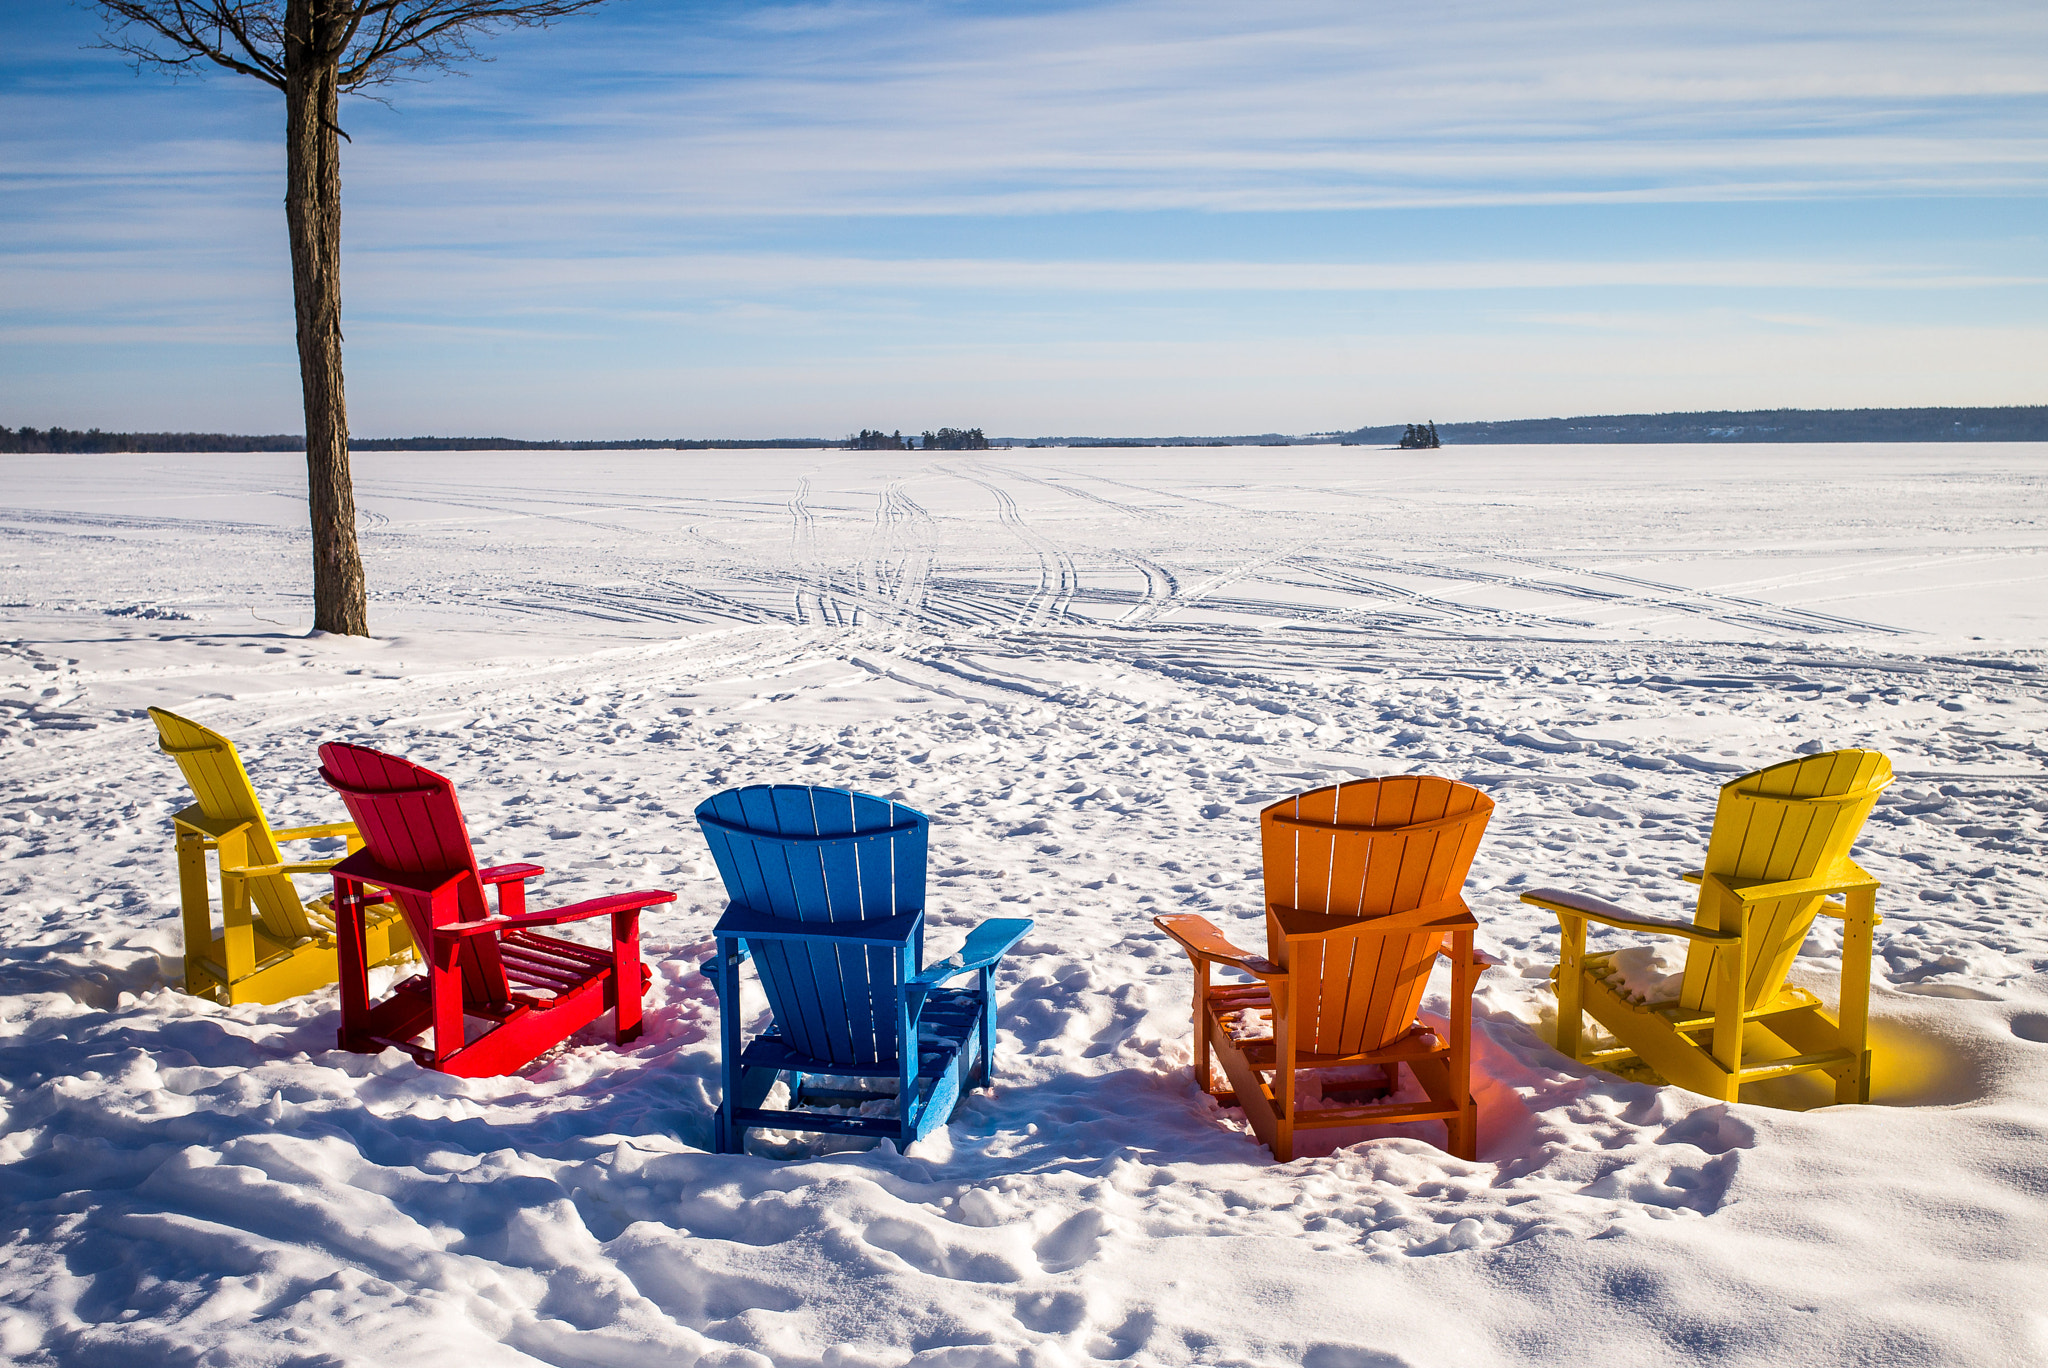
(2, 445), (2046, 1366)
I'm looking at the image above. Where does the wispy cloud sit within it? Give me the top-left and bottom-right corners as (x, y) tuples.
(25, 0), (2044, 214)
(407, 0), (2048, 215)
(341, 252), (2047, 295)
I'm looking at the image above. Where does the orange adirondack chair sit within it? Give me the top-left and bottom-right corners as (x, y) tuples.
(318, 742), (675, 1077)
(1157, 776), (1496, 1161)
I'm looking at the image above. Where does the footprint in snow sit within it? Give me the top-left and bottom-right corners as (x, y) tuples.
(860, 1216), (1025, 1284)
(1032, 1207), (1110, 1273)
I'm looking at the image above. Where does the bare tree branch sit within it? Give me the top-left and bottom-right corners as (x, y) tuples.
(95, 0), (288, 88)
(93, 0), (616, 97)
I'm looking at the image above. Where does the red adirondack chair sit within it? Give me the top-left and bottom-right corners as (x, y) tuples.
(318, 742), (675, 1077)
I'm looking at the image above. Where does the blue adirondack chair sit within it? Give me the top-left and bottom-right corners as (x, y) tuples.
(695, 784), (1033, 1155)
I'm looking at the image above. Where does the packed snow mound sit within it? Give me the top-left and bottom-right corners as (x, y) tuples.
(2, 445), (2046, 1366)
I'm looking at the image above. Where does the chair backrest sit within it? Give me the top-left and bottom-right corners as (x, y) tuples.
(696, 785), (930, 1067)
(149, 707), (311, 939)
(318, 742), (509, 1006)
(1678, 748), (1892, 1012)
(1260, 776), (1494, 1056)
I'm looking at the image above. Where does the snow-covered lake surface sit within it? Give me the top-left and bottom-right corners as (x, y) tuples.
(3, 445), (2047, 1366)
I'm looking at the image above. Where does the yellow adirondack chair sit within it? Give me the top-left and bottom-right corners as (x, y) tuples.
(149, 708), (413, 1005)
(1157, 776), (1496, 1161)
(1522, 749), (1892, 1105)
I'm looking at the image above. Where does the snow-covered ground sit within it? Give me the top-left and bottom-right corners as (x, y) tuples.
(3, 445), (2047, 1367)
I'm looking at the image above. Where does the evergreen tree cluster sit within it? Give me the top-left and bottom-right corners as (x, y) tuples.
(1397, 422), (1441, 449)
(847, 427), (989, 450)
(1, 426), (304, 454)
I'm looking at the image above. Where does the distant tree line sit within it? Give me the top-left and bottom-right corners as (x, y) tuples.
(1398, 423), (1441, 449)
(0, 427), (839, 454)
(1, 426), (305, 454)
(17, 404), (2046, 457)
(1340, 406), (2048, 446)
(849, 429), (911, 450)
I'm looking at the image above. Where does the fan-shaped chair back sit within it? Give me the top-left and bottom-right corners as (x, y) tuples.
(696, 785), (930, 1067)
(319, 742), (509, 1006)
(149, 707), (308, 939)
(1261, 775), (1494, 1055)
(1679, 749), (1893, 1012)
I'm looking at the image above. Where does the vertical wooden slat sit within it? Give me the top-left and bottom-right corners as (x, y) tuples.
(733, 786), (825, 1059)
(844, 791), (900, 1062)
(1355, 833), (1430, 1052)
(806, 786), (868, 1062)
(775, 785), (854, 1063)
(1320, 783), (1377, 1053)
(1261, 794), (1301, 975)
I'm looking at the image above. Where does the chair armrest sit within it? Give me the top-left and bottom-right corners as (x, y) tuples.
(902, 918), (1033, 1025)
(232, 860), (347, 878)
(481, 862), (545, 885)
(441, 888), (676, 937)
(905, 918), (1033, 991)
(170, 805), (255, 843)
(1520, 888), (1739, 944)
(1153, 914), (1282, 978)
(273, 822), (358, 842)
(701, 942), (752, 978)
(1702, 866), (1881, 904)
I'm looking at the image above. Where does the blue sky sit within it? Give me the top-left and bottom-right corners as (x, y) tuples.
(3, 0), (2046, 438)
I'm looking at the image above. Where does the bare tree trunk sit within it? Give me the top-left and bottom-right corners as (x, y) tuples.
(284, 0), (368, 635)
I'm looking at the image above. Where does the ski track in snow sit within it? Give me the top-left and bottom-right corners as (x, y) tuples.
(2, 446), (2048, 1366)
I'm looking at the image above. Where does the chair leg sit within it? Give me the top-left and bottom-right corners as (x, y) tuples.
(717, 942), (744, 1153)
(612, 909), (643, 1045)
(1272, 1015), (1296, 1163)
(175, 829), (218, 1000)
(427, 909), (464, 1067)
(899, 1055), (920, 1146)
(976, 965), (996, 1091)
(1837, 888), (1877, 1104)
(1710, 934), (1746, 1101)
(218, 830), (255, 1003)
(1450, 927), (1479, 1162)
(1555, 914), (1586, 1061)
(332, 876), (373, 1051)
